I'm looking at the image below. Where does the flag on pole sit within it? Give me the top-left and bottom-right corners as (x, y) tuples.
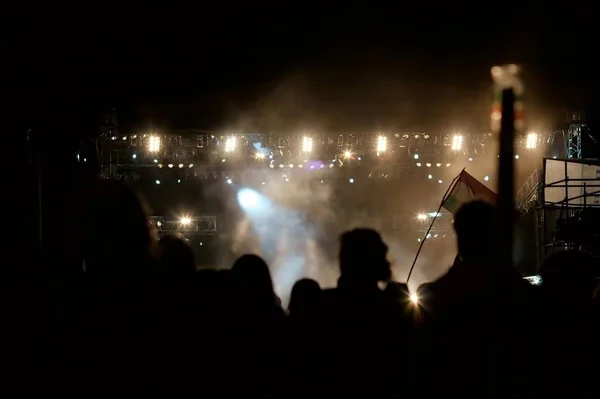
(442, 170), (498, 214)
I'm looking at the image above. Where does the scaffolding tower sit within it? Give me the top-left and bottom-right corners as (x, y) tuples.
(565, 111), (587, 159)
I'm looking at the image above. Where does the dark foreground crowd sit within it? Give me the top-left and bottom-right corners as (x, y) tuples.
(6, 180), (599, 397)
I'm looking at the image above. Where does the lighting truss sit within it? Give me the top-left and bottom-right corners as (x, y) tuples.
(149, 216), (217, 235)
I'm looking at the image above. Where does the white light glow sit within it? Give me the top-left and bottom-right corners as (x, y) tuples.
(451, 135), (463, 151)
(526, 132), (538, 149)
(302, 137), (313, 153)
(148, 136), (161, 153)
(180, 216), (192, 225)
(238, 189), (259, 209)
(225, 136), (237, 152)
(377, 136), (387, 153)
(410, 293), (419, 304)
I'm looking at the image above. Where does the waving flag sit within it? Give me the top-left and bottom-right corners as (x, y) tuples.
(442, 170), (498, 214)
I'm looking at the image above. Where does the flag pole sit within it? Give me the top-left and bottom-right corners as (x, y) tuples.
(406, 169), (465, 284)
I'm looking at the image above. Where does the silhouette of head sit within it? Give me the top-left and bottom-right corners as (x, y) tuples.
(155, 235), (196, 277)
(339, 228), (391, 283)
(76, 180), (152, 275)
(231, 254), (276, 304)
(288, 278), (322, 316)
(453, 201), (499, 263)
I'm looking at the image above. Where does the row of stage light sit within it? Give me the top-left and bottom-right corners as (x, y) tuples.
(112, 132), (544, 154)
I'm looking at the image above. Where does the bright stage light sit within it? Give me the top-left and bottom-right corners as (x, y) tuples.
(526, 132), (537, 149)
(343, 150), (352, 159)
(376, 136), (387, 153)
(225, 136), (237, 152)
(302, 137), (313, 153)
(451, 135), (463, 151)
(238, 189), (259, 209)
(148, 136), (161, 153)
(417, 213), (427, 221)
(180, 216), (192, 225)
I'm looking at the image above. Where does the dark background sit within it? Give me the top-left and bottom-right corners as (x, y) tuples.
(18, 3), (597, 134)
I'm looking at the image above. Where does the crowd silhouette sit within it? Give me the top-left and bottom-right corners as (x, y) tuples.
(8, 179), (599, 396)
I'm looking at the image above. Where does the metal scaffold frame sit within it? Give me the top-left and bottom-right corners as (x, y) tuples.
(537, 158), (600, 264)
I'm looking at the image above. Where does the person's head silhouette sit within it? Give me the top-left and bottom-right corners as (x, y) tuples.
(75, 180), (153, 276)
(339, 228), (391, 284)
(231, 254), (276, 306)
(288, 278), (322, 318)
(155, 235), (196, 277)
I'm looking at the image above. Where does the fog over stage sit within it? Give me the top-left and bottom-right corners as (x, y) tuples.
(97, 125), (559, 297)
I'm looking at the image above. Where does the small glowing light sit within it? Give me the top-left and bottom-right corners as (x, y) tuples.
(426, 163), (431, 167)
(416, 163), (422, 167)
(168, 164), (173, 168)
(468, 157), (473, 162)
(515, 154), (520, 159)
(178, 164), (184, 168)
(410, 294), (419, 304)
(428, 174), (433, 179)
(451, 135), (463, 151)
(349, 178), (354, 183)
(154, 159), (158, 163)
(343, 150), (352, 158)
(417, 213), (427, 221)
(225, 136), (237, 152)
(155, 180), (160, 184)
(132, 154), (137, 159)
(177, 179), (181, 183)
(526, 132), (538, 149)
(484, 176), (489, 181)
(302, 136), (313, 153)
(438, 180), (443, 184)
(189, 164), (193, 168)
(436, 163), (441, 167)
(255, 152), (265, 159)
(413, 153), (419, 160)
(158, 164), (163, 168)
(376, 136), (387, 153)
(180, 216), (192, 225)
(148, 136), (161, 153)
(261, 182), (266, 185)
(446, 163), (451, 167)
(226, 178), (232, 184)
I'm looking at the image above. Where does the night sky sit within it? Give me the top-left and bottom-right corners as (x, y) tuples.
(19, 3), (596, 137)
